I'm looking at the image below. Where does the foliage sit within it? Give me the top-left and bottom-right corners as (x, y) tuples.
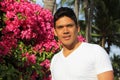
(0, 0), (60, 80)
(93, 0), (120, 46)
(111, 54), (120, 80)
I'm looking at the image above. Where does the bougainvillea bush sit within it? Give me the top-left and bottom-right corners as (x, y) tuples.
(0, 0), (86, 80)
(0, 0), (60, 80)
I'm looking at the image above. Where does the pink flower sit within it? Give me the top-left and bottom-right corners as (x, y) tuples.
(21, 28), (36, 40)
(40, 59), (50, 68)
(0, 33), (17, 56)
(1, 0), (59, 53)
(43, 75), (52, 80)
(0, 42), (10, 56)
(22, 52), (36, 65)
(77, 35), (86, 42)
(27, 54), (36, 64)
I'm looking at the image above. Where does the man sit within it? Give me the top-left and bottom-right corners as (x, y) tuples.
(50, 7), (114, 80)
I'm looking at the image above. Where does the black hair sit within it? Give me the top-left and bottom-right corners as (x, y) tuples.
(54, 7), (78, 27)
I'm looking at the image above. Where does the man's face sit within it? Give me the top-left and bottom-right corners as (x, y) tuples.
(54, 16), (80, 47)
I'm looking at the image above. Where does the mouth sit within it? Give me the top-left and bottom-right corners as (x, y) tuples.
(63, 35), (71, 40)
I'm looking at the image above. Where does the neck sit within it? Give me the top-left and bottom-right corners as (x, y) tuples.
(63, 41), (82, 57)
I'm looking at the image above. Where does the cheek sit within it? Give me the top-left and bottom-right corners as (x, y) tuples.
(55, 32), (62, 39)
(56, 30), (63, 36)
(72, 31), (78, 38)
(72, 29), (78, 35)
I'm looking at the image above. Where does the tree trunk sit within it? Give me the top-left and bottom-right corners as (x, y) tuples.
(101, 36), (105, 48)
(53, 2), (57, 14)
(107, 41), (111, 54)
(43, 0), (56, 14)
(74, 0), (80, 21)
(84, 0), (93, 43)
(84, 0), (91, 42)
(29, 0), (36, 3)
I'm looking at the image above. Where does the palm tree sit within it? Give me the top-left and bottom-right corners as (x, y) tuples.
(43, 0), (56, 14)
(59, 0), (67, 7)
(74, 0), (80, 21)
(93, 0), (120, 53)
(29, 0), (36, 3)
(83, 0), (92, 42)
(62, 0), (80, 20)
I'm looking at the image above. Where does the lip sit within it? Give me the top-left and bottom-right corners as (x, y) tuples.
(63, 35), (71, 40)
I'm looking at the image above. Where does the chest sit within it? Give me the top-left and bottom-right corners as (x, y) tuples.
(53, 53), (96, 79)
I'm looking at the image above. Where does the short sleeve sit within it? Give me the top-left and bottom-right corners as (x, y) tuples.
(94, 45), (113, 74)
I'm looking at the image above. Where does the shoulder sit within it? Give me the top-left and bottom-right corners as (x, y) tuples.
(82, 42), (106, 52)
(82, 42), (101, 48)
(80, 43), (113, 74)
(81, 42), (109, 57)
(50, 50), (62, 70)
(51, 50), (62, 62)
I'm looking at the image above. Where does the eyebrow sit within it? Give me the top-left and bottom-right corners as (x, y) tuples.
(66, 23), (74, 26)
(56, 23), (75, 28)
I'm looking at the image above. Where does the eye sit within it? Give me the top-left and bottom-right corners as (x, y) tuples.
(56, 26), (63, 29)
(67, 24), (74, 28)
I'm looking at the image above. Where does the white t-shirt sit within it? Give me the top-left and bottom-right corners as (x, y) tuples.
(50, 42), (113, 80)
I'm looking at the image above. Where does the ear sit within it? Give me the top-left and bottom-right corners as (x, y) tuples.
(54, 28), (57, 36)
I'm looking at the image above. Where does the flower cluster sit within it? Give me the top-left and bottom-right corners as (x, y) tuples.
(0, 0), (86, 80)
(0, 0), (59, 80)
(0, 0), (59, 55)
(77, 35), (86, 42)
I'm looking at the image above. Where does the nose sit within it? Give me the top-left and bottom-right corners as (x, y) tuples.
(63, 27), (69, 34)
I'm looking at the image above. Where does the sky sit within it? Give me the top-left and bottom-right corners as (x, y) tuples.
(36, 0), (120, 57)
(36, 0), (43, 6)
(110, 45), (120, 57)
